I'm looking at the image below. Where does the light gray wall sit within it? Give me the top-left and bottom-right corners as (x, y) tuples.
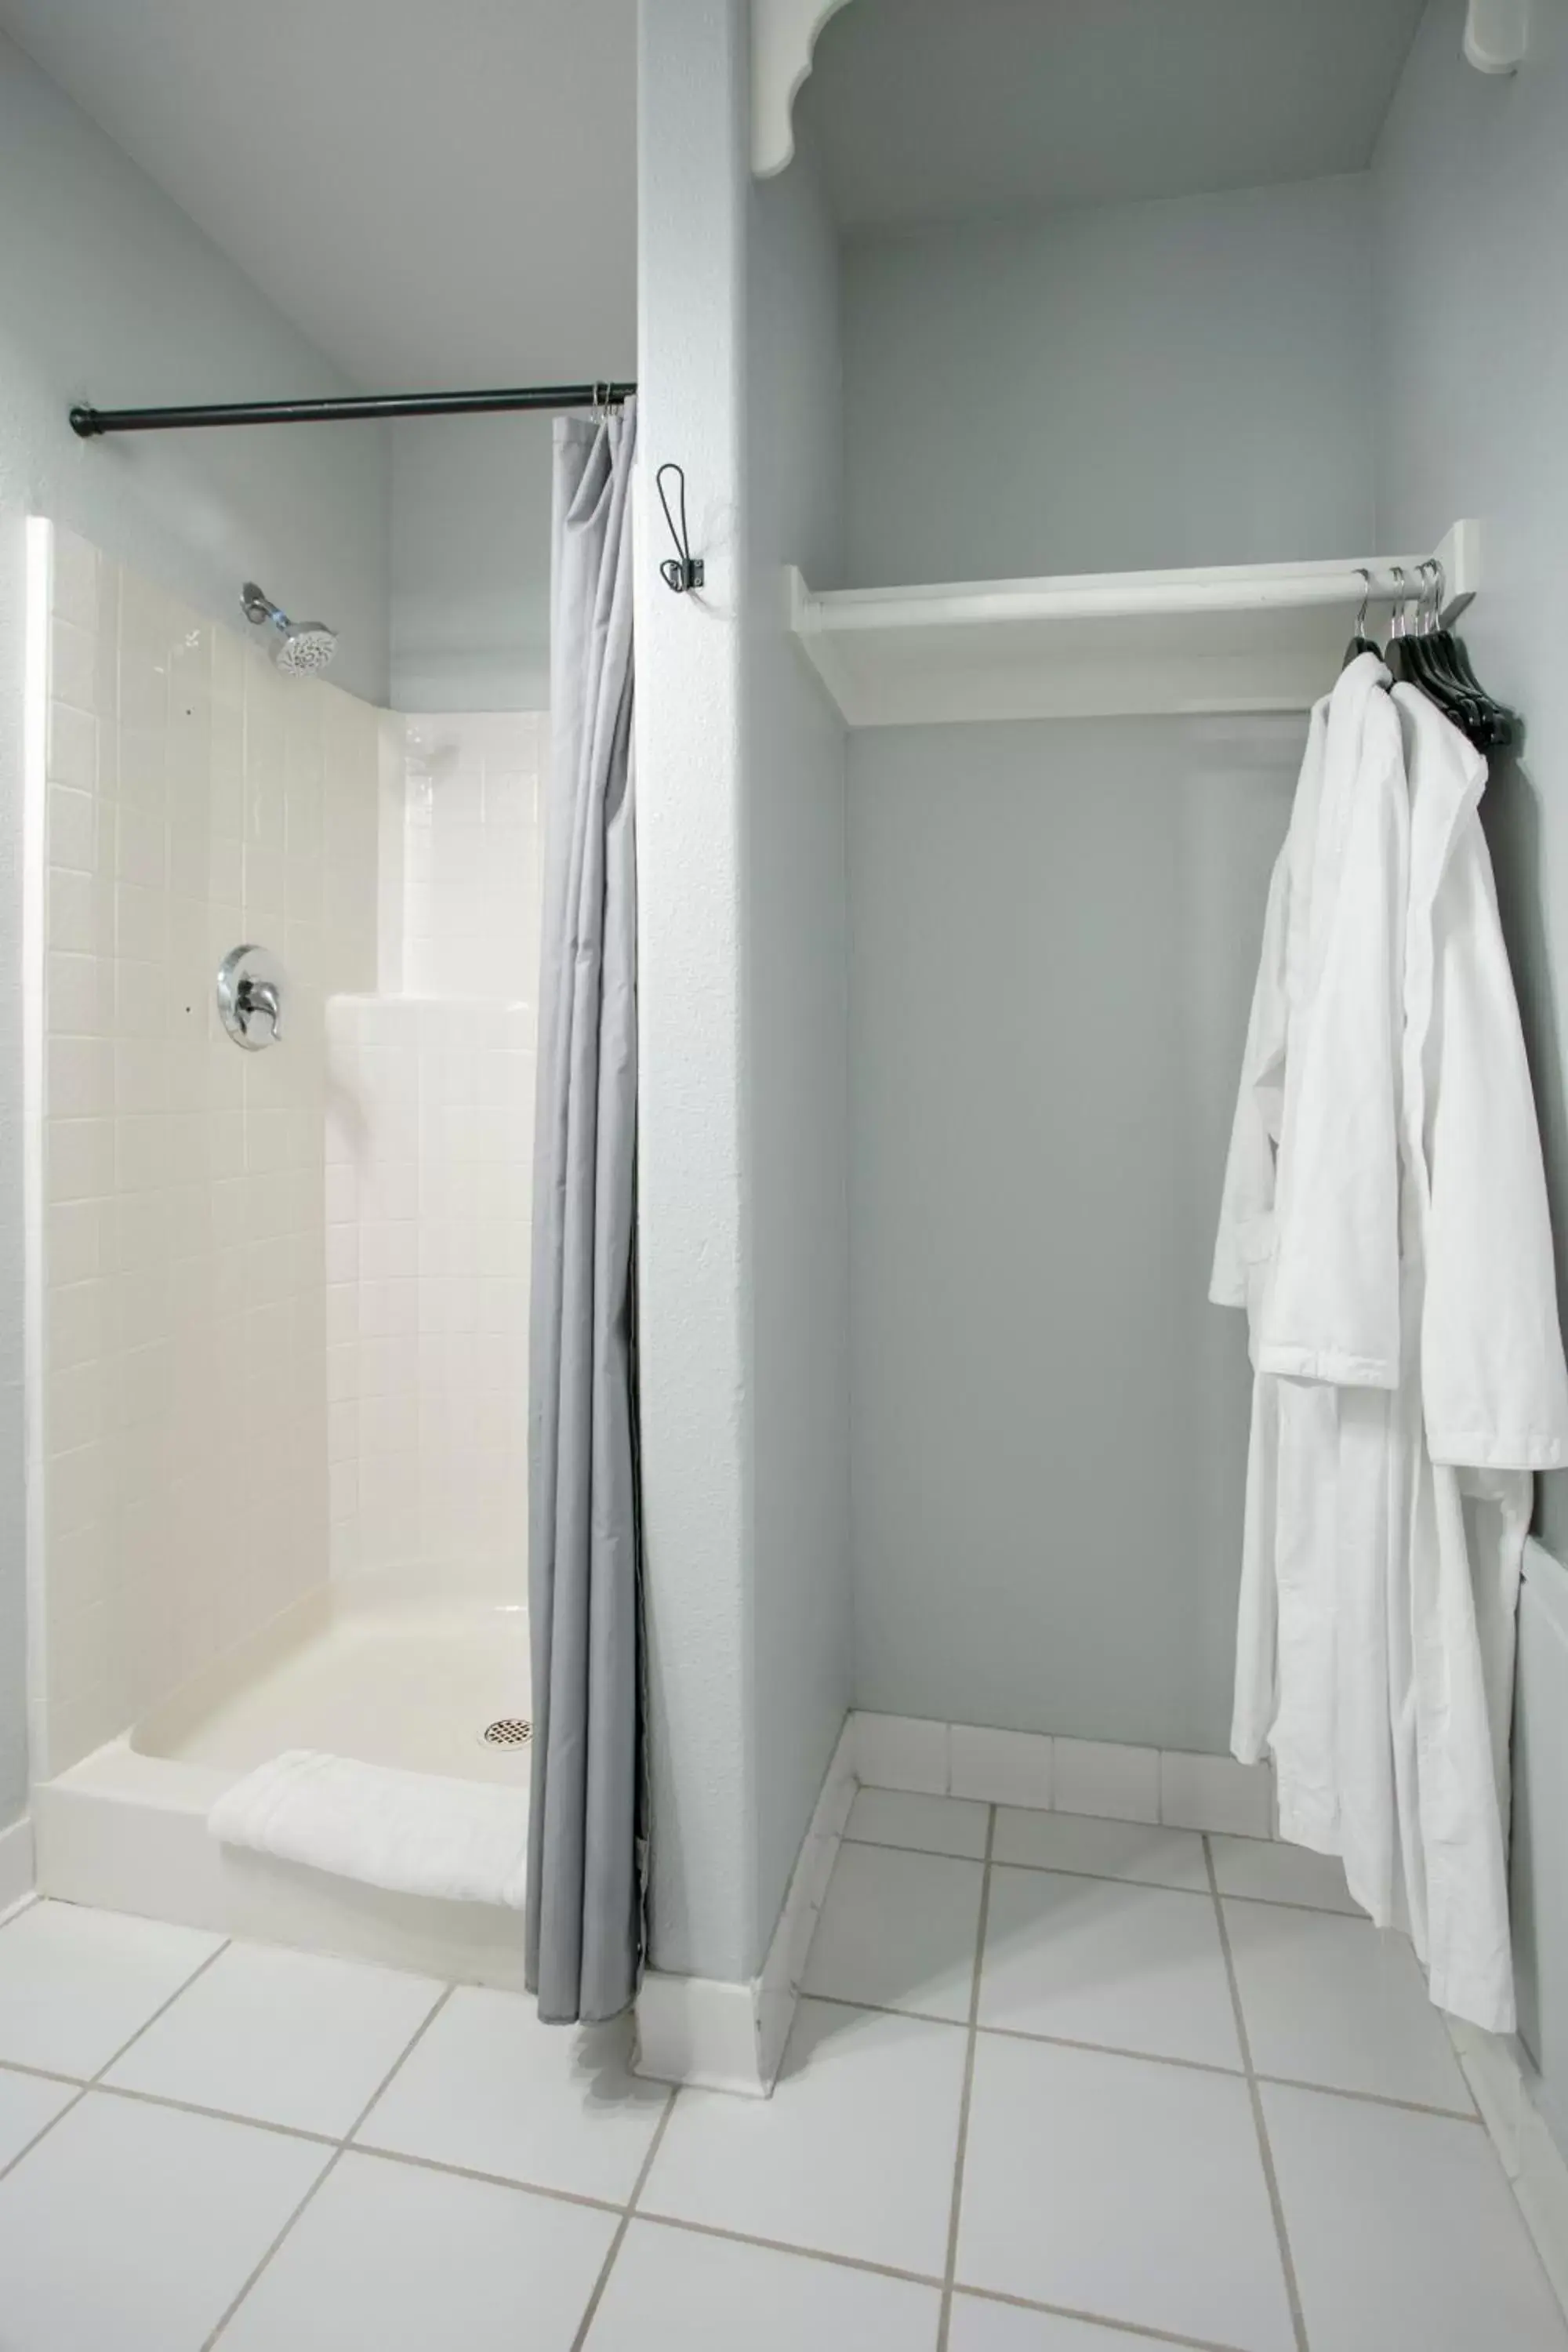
(842, 172), (1374, 589)
(1370, 0), (1568, 2132)
(635, 0), (759, 1982)
(849, 717), (1294, 1745)
(0, 513), (24, 1833)
(389, 415), (554, 712)
(743, 138), (851, 1954)
(1372, 0), (1568, 1555)
(0, 28), (390, 704)
(844, 174), (1374, 1746)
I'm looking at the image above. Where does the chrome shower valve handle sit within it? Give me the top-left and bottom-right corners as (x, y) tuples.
(217, 944), (288, 1051)
(237, 973), (282, 1042)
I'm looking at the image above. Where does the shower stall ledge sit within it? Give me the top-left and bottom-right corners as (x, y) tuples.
(31, 1569), (533, 1988)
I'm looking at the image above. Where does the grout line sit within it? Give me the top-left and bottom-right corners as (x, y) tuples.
(0, 1926), (1447, 2352)
(0, 1986), (1475, 2198)
(1205, 1835), (1309, 2352)
(0, 2081), (90, 2187)
(805, 1991), (1244, 2081)
(343, 1984), (456, 2146)
(841, 1831), (1357, 1917)
(797, 1991), (971, 2036)
(576, 2193), (1292, 2350)
(935, 1802), (996, 2352)
(90, 2080), (339, 2148)
(348, 2139), (625, 2216)
(953, 2278), (1253, 2351)
(974, 2019), (1240, 2079)
(201, 2143), (345, 2350)
(802, 1986), (1477, 2126)
(0, 1933), (238, 2190)
(568, 2086), (678, 2350)
(0, 2056), (87, 2089)
(1254, 2071), (1479, 2125)
(205, 1983), (457, 2350)
(842, 1833), (990, 1863)
(630, 2205), (1243, 2347)
(633, 2203), (947, 2288)
(89, 1936), (234, 2083)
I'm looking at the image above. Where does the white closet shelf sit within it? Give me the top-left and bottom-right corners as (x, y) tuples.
(787, 520), (1479, 728)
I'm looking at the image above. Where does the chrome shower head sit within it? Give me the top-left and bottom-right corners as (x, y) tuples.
(241, 582), (338, 677)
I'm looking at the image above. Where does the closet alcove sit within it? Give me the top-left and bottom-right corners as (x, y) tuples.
(753, 0), (1461, 1759)
(634, 0), (1563, 2054)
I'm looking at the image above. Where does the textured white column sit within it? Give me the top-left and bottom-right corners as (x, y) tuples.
(635, 0), (759, 1982)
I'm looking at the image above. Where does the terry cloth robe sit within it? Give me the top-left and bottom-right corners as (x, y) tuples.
(1211, 652), (1410, 1930)
(1385, 683), (1568, 2028)
(1213, 658), (1568, 2033)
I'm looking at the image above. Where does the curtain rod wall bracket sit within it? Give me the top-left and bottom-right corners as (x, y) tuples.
(1465, 0), (1530, 72)
(67, 383), (636, 439)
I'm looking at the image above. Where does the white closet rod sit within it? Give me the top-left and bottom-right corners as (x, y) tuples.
(812, 564), (1464, 637)
(787, 524), (1481, 727)
(805, 523), (1479, 634)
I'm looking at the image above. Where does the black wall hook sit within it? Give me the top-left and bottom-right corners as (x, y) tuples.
(655, 463), (704, 593)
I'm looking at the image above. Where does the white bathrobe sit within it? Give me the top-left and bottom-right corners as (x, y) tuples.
(1212, 655), (1568, 2032)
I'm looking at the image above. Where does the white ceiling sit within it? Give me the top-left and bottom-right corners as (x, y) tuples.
(800, 0), (1428, 231)
(0, 0), (637, 388)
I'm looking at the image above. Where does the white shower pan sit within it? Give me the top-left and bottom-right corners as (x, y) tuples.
(32, 1566), (535, 1988)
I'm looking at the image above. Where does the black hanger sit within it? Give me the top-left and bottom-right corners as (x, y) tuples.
(1399, 560), (1518, 751)
(1385, 565), (1462, 716)
(1425, 561), (1518, 750)
(1414, 564), (1490, 734)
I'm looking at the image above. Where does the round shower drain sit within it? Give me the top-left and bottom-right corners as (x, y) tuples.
(482, 1717), (533, 1747)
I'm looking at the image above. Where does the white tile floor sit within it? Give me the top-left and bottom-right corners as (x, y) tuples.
(1, 1791), (1566, 2349)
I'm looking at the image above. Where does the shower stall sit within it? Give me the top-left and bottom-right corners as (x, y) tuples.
(24, 519), (546, 1984)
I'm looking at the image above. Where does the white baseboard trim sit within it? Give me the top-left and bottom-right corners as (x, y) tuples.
(0, 1813), (36, 1925)
(851, 1710), (1276, 1838)
(1450, 2018), (1568, 2317)
(634, 1710), (1276, 2099)
(636, 1716), (857, 2098)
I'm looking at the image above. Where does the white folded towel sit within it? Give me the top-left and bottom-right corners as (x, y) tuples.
(208, 1749), (529, 1911)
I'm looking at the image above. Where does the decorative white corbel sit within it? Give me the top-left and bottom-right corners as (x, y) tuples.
(1464, 0), (1530, 74)
(752, 0), (857, 177)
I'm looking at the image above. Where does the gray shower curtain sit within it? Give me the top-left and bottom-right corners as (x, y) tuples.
(525, 403), (642, 2024)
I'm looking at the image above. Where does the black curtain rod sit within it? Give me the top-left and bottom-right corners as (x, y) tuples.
(69, 381), (636, 438)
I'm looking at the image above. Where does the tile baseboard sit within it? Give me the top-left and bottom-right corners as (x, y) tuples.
(634, 1711), (1276, 2099)
(636, 1718), (857, 2098)
(852, 1711), (1275, 1840)
(0, 1812), (36, 1923)
(1450, 2016), (1568, 2322)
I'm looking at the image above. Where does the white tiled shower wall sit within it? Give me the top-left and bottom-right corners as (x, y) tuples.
(402, 713), (544, 1000)
(325, 996), (533, 1581)
(34, 532), (542, 1771)
(35, 524), (382, 1776)
(324, 713), (543, 1587)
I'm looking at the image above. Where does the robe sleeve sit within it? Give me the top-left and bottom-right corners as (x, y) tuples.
(1421, 811), (1568, 1470)
(1255, 695), (1406, 1389)
(1210, 847), (1288, 1316)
